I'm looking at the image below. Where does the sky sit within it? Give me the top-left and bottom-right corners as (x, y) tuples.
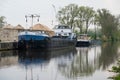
(0, 0), (120, 29)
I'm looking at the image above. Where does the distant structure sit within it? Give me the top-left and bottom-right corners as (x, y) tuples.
(14, 24), (24, 30)
(25, 14), (40, 27)
(0, 24), (24, 42)
(0, 14), (54, 42)
(0, 23), (54, 42)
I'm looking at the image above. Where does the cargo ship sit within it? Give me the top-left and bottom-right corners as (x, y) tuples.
(18, 25), (77, 50)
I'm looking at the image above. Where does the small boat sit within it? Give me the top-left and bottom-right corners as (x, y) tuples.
(18, 25), (77, 50)
(76, 34), (91, 47)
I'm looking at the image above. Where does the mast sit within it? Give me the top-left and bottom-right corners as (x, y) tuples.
(25, 14), (40, 28)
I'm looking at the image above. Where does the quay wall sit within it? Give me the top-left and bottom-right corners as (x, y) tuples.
(0, 42), (18, 51)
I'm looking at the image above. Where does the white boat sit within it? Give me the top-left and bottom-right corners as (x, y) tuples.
(76, 34), (91, 47)
(53, 25), (76, 40)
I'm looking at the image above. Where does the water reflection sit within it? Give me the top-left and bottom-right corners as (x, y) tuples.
(99, 42), (119, 70)
(56, 46), (100, 78)
(0, 48), (76, 80)
(18, 48), (76, 65)
(56, 42), (120, 79)
(0, 42), (120, 80)
(0, 50), (18, 68)
(18, 50), (50, 66)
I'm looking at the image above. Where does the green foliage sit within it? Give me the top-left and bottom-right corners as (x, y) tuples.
(57, 4), (95, 33)
(114, 75), (120, 80)
(57, 4), (78, 29)
(112, 66), (120, 73)
(76, 6), (95, 34)
(87, 28), (102, 40)
(110, 60), (120, 80)
(97, 9), (119, 41)
(82, 6), (95, 34)
(0, 16), (5, 28)
(57, 4), (120, 41)
(74, 30), (79, 35)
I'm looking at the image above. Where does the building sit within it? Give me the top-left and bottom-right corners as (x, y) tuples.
(0, 23), (54, 42)
(0, 24), (18, 42)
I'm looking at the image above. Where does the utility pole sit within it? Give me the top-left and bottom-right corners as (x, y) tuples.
(52, 4), (57, 26)
(25, 14), (40, 27)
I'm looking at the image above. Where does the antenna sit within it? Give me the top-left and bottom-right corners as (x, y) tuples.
(25, 14), (40, 27)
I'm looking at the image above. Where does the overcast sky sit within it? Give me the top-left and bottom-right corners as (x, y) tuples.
(0, 0), (120, 29)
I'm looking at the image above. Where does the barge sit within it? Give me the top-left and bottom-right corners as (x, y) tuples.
(18, 25), (77, 50)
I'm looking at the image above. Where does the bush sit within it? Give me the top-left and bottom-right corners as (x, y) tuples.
(109, 60), (120, 80)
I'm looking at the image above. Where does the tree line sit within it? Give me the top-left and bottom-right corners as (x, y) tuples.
(56, 4), (120, 41)
(0, 4), (120, 41)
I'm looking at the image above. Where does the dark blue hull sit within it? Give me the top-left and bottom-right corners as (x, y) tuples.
(18, 38), (76, 50)
(76, 40), (91, 47)
(18, 40), (48, 50)
(18, 32), (51, 50)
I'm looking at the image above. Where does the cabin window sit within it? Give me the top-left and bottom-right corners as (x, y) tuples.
(69, 33), (71, 36)
(59, 26), (62, 29)
(40, 31), (43, 33)
(64, 33), (67, 36)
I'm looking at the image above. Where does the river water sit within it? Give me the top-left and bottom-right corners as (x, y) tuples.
(0, 42), (120, 80)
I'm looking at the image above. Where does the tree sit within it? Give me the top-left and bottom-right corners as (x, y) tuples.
(97, 9), (119, 41)
(0, 16), (6, 28)
(83, 7), (95, 34)
(57, 4), (78, 30)
(93, 13), (100, 39)
(57, 5), (95, 34)
(75, 6), (86, 34)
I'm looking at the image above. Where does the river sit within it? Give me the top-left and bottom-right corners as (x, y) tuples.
(0, 42), (120, 80)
